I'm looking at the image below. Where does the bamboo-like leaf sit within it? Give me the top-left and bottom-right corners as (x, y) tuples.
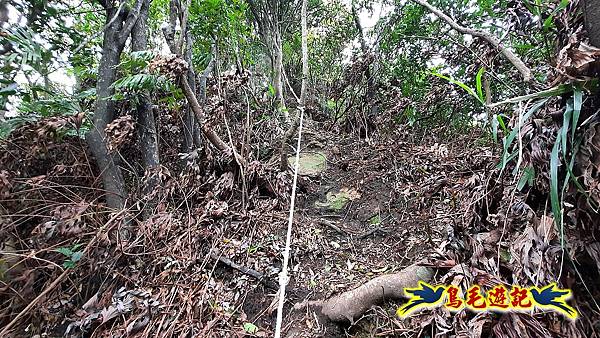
(572, 86), (582, 142)
(550, 133), (563, 244)
(498, 99), (547, 173)
(431, 72), (484, 105)
(517, 166), (535, 191)
(497, 114), (508, 134)
(491, 113), (499, 142)
(476, 67), (485, 102)
(488, 84), (573, 108)
(561, 100), (573, 156)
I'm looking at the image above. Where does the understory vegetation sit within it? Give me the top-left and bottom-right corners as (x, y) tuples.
(1, 0), (600, 337)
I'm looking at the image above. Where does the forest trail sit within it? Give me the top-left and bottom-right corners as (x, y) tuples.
(1, 116), (497, 337)
(227, 126), (497, 336)
(3, 0), (600, 336)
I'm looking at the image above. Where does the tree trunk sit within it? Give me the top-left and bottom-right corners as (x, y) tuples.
(194, 44), (215, 150)
(87, 9), (126, 210)
(300, 0), (308, 107)
(183, 30), (200, 152)
(273, 30), (288, 121)
(162, 0), (202, 154)
(279, 0), (308, 171)
(132, 0), (160, 217)
(351, 2), (377, 134)
(179, 76), (247, 167)
(584, 0), (600, 48)
(87, 0), (142, 210)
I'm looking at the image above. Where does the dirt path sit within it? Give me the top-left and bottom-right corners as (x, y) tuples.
(243, 129), (494, 336)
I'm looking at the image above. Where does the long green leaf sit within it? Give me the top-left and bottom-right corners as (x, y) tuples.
(517, 166), (535, 191)
(572, 86), (582, 142)
(488, 84), (573, 108)
(561, 100), (573, 156)
(498, 99), (548, 174)
(491, 114), (499, 142)
(431, 72), (484, 105)
(476, 67), (485, 102)
(550, 133), (563, 245)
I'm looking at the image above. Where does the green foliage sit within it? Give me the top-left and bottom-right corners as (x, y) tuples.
(110, 51), (176, 101)
(55, 243), (84, 269)
(517, 166), (535, 191)
(111, 74), (171, 93)
(476, 67), (485, 103)
(497, 99), (548, 175)
(306, 0), (356, 85)
(188, 0), (251, 69)
(549, 86), (589, 247)
(494, 85), (593, 250)
(243, 322), (258, 334)
(431, 71), (485, 106)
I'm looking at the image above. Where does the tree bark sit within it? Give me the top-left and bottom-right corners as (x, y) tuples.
(162, 0), (244, 168)
(183, 29), (201, 152)
(584, 0), (600, 48)
(87, 0), (142, 210)
(179, 76), (247, 167)
(163, 0), (203, 154)
(247, 0), (289, 121)
(132, 0), (160, 217)
(87, 4), (125, 209)
(300, 0), (308, 107)
(88, 31), (125, 210)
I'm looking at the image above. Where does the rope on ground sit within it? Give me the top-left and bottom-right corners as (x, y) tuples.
(274, 106), (305, 338)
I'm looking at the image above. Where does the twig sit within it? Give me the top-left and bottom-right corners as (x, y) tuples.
(358, 226), (390, 240)
(318, 218), (349, 236)
(209, 251), (278, 290)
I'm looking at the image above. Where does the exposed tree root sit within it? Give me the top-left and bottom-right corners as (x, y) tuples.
(295, 265), (435, 324)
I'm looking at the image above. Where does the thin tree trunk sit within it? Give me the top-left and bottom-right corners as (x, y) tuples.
(300, 0), (308, 107)
(132, 0), (160, 218)
(194, 45), (215, 149)
(197, 44), (215, 103)
(279, 0), (308, 171)
(179, 76), (247, 167)
(162, 0), (202, 154)
(183, 29), (201, 152)
(351, 2), (377, 133)
(273, 30), (288, 121)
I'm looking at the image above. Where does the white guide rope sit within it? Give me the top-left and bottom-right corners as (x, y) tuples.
(274, 107), (305, 338)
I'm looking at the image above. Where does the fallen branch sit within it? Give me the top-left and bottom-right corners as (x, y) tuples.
(179, 76), (247, 167)
(411, 0), (532, 82)
(295, 264), (434, 323)
(209, 251), (278, 290)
